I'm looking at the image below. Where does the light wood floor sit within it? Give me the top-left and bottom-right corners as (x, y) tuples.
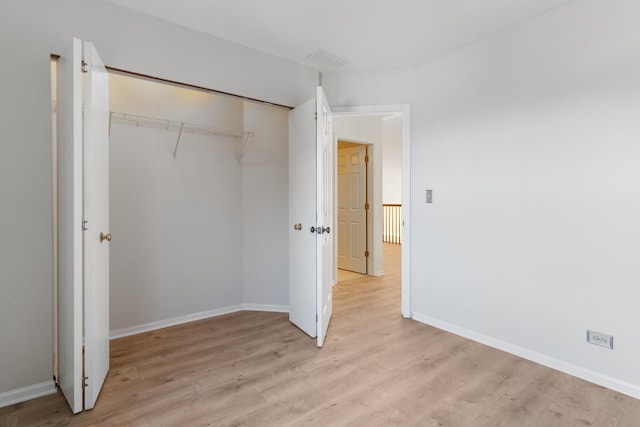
(2, 243), (640, 426)
(337, 268), (365, 282)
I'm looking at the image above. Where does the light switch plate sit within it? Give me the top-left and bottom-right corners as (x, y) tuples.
(426, 190), (433, 203)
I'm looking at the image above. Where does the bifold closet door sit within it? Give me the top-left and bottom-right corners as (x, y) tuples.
(82, 39), (110, 411)
(57, 37), (110, 414)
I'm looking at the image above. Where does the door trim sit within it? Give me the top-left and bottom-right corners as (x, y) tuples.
(332, 105), (411, 318)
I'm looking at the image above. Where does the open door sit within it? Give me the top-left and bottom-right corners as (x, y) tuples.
(57, 37), (83, 415)
(315, 88), (334, 347)
(289, 87), (334, 347)
(57, 38), (110, 414)
(82, 40), (110, 411)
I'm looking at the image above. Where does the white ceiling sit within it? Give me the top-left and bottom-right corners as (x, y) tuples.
(107, 0), (576, 71)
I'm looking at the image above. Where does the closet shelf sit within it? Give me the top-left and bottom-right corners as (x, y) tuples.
(109, 112), (254, 161)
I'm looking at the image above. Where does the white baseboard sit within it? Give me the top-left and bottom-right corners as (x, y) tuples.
(110, 304), (244, 339)
(242, 304), (289, 313)
(110, 304), (290, 340)
(0, 380), (57, 409)
(412, 312), (640, 400)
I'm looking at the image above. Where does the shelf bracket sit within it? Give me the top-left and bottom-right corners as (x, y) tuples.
(173, 122), (185, 159)
(236, 131), (254, 163)
(109, 112), (253, 161)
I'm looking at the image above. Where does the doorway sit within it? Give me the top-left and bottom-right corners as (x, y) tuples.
(337, 140), (368, 275)
(332, 106), (411, 318)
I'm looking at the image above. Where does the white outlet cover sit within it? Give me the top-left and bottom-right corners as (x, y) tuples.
(587, 330), (613, 349)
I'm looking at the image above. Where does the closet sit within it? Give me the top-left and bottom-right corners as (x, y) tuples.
(108, 73), (291, 335)
(55, 43), (290, 413)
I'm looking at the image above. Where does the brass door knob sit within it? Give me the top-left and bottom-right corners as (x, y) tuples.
(100, 232), (112, 242)
(294, 223), (302, 231)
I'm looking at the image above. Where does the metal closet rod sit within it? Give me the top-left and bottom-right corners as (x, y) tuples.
(109, 112), (254, 161)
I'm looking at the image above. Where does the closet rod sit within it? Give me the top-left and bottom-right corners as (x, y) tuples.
(109, 112), (254, 161)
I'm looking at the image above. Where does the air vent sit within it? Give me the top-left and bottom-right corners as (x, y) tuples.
(306, 49), (349, 69)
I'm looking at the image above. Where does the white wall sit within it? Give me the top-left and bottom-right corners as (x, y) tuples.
(108, 75), (244, 334)
(382, 116), (402, 204)
(0, 0), (316, 398)
(242, 103), (290, 310)
(324, 0), (640, 398)
(333, 116), (384, 276)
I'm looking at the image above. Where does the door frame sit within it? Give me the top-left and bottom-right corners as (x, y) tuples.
(332, 105), (411, 318)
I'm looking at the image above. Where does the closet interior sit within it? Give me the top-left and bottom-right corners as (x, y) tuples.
(108, 72), (290, 337)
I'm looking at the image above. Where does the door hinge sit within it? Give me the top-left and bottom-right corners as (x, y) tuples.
(316, 314), (318, 321)
(83, 376), (89, 388)
(81, 60), (88, 73)
(82, 220), (88, 231)
(364, 203), (369, 210)
(365, 250), (370, 257)
(314, 112), (317, 120)
(364, 155), (369, 163)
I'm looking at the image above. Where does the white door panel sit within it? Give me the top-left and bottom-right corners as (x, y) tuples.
(289, 99), (317, 338)
(337, 174), (346, 209)
(82, 40), (110, 410)
(316, 87), (333, 348)
(288, 87), (334, 347)
(337, 221), (346, 257)
(57, 38), (110, 414)
(57, 38), (84, 415)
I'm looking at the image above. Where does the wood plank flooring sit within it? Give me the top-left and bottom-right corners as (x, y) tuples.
(2, 243), (640, 426)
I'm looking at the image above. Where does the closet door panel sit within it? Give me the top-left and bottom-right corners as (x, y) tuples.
(82, 39), (110, 411)
(57, 37), (84, 415)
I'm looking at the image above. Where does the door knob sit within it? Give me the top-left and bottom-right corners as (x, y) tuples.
(294, 223), (302, 231)
(100, 232), (112, 242)
(311, 226), (330, 235)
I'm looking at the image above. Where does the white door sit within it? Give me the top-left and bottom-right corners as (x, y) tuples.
(57, 38), (84, 415)
(82, 41), (111, 410)
(289, 87), (334, 347)
(57, 38), (110, 414)
(337, 145), (367, 274)
(289, 98), (317, 338)
(316, 88), (334, 347)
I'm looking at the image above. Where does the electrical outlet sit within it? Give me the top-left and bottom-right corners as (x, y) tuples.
(587, 330), (613, 349)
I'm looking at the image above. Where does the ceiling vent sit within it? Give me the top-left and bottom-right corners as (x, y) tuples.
(306, 49), (350, 69)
